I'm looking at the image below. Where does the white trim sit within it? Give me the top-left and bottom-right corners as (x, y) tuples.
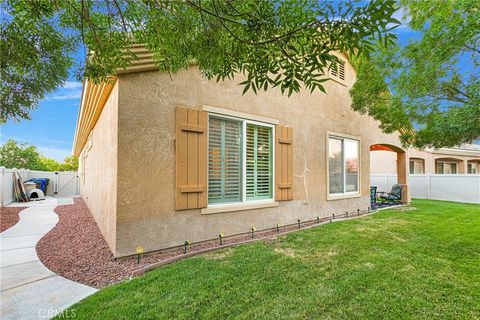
(326, 131), (361, 201)
(72, 80), (89, 154)
(329, 76), (347, 87)
(202, 105), (279, 125)
(202, 200), (279, 215)
(242, 121), (247, 203)
(207, 113), (276, 207)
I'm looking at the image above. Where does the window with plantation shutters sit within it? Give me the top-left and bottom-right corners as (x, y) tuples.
(246, 124), (272, 200)
(207, 114), (275, 205)
(208, 117), (242, 204)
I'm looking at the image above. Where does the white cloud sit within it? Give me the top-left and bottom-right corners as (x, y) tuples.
(0, 135), (72, 149)
(389, 7), (413, 34)
(0, 133), (72, 161)
(45, 81), (83, 101)
(0, 135), (72, 161)
(46, 92), (83, 100)
(62, 81), (83, 89)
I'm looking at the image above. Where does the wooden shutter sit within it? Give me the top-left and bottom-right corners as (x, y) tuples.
(175, 107), (208, 210)
(275, 125), (293, 201)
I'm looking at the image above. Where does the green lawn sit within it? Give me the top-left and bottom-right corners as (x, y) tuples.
(63, 200), (480, 319)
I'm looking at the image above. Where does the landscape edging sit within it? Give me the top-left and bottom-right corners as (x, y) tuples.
(132, 208), (383, 277)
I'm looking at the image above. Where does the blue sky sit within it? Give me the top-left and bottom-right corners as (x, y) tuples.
(0, 80), (84, 161)
(0, 9), (421, 161)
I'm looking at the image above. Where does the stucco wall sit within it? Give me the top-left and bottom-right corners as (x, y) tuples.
(112, 62), (405, 257)
(79, 82), (118, 253)
(370, 151), (398, 174)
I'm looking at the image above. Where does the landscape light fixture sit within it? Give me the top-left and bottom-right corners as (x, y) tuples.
(219, 233), (224, 245)
(135, 246), (144, 264)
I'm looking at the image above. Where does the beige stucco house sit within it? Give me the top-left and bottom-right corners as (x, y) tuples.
(371, 145), (480, 175)
(73, 46), (409, 257)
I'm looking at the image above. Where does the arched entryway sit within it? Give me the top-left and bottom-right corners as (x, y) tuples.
(370, 144), (410, 204)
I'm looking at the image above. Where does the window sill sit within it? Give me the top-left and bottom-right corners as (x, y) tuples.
(327, 192), (361, 201)
(202, 200), (279, 215)
(329, 77), (347, 87)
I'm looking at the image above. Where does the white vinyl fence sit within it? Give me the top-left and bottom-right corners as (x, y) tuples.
(370, 174), (398, 194)
(371, 173), (480, 204)
(0, 167), (79, 207)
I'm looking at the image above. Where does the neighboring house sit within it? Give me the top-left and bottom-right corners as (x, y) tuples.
(73, 46), (409, 257)
(370, 145), (480, 175)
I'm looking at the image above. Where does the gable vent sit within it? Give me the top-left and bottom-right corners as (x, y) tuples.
(330, 60), (346, 83)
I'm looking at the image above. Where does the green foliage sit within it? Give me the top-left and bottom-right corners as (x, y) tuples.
(59, 155), (78, 172)
(351, 0), (480, 148)
(0, 139), (45, 170)
(0, 139), (77, 171)
(61, 200), (480, 319)
(0, 0), (75, 124)
(1, 0), (399, 123)
(38, 156), (61, 172)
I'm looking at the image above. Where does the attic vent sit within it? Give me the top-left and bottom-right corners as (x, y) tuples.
(330, 60), (346, 83)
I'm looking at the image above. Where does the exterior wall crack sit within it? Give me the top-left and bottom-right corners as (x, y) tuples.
(294, 114), (312, 206)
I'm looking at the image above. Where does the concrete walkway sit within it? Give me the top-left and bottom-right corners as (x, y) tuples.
(1, 197), (97, 319)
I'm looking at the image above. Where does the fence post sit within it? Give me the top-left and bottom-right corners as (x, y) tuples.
(427, 173), (431, 200)
(54, 172), (59, 194)
(76, 174), (80, 195)
(0, 167), (4, 207)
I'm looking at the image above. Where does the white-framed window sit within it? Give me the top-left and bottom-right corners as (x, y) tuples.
(467, 163), (477, 174)
(409, 159), (424, 174)
(327, 134), (360, 196)
(207, 114), (274, 205)
(436, 161), (458, 174)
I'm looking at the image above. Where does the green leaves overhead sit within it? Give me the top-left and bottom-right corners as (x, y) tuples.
(1, 0), (399, 123)
(1, 0), (75, 123)
(350, 0), (480, 148)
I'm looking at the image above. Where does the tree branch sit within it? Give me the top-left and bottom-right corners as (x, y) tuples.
(464, 44), (480, 54)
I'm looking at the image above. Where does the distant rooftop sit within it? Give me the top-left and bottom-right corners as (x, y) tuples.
(452, 144), (480, 151)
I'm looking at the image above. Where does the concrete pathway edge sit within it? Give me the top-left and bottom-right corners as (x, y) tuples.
(1, 197), (97, 320)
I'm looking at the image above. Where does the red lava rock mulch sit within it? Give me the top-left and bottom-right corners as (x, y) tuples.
(1, 207), (26, 232)
(37, 198), (369, 288)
